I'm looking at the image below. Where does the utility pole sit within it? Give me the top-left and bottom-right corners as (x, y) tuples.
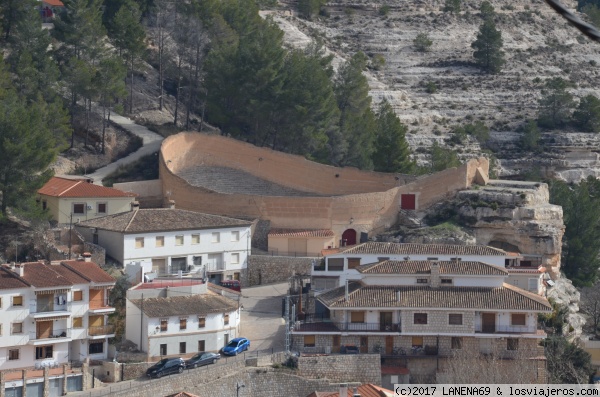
(14, 240), (18, 263)
(68, 213), (73, 259)
(140, 293), (144, 354)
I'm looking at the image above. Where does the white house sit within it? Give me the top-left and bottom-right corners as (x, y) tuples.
(0, 259), (115, 371)
(76, 208), (253, 284)
(125, 281), (240, 359)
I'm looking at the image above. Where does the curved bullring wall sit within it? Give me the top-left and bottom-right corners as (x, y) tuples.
(160, 133), (489, 238)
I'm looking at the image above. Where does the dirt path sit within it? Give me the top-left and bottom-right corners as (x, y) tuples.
(86, 114), (163, 185)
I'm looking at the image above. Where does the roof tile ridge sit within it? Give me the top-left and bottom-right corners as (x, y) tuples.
(59, 262), (92, 283)
(41, 262), (74, 286)
(124, 209), (139, 232)
(59, 180), (82, 196)
(502, 282), (551, 307)
(0, 266), (31, 287)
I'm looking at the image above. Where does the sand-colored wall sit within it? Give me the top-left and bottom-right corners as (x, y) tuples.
(160, 133), (489, 239)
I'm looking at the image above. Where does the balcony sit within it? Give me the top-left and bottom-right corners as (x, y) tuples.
(89, 299), (115, 314)
(88, 325), (115, 338)
(29, 301), (71, 319)
(293, 321), (401, 333)
(474, 324), (540, 334)
(207, 260), (226, 272)
(28, 328), (72, 345)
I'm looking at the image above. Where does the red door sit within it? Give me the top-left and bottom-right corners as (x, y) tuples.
(341, 229), (356, 246)
(401, 194), (416, 210)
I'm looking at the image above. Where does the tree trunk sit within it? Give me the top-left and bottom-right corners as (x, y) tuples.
(158, 22), (164, 111)
(130, 55), (134, 114)
(101, 104), (106, 154)
(174, 57), (183, 126)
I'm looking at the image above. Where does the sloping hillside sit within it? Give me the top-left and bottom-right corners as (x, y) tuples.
(271, 0), (600, 181)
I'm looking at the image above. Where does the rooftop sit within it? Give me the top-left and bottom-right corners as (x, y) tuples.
(0, 261), (114, 289)
(338, 242), (507, 257)
(357, 260), (508, 276)
(78, 208), (252, 233)
(38, 176), (136, 198)
(132, 279), (204, 290)
(308, 384), (395, 397)
(317, 282), (551, 311)
(130, 292), (238, 317)
(269, 229), (335, 238)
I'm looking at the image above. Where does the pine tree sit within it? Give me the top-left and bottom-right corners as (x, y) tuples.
(573, 94), (600, 132)
(413, 33), (433, 52)
(443, 0), (461, 13)
(95, 56), (127, 154)
(429, 141), (461, 172)
(0, 0), (37, 40)
(373, 100), (414, 173)
(471, 19), (505, 74)
(298, 0), (326, 19)
(537, 77), (575, 129)
(520, 119), (541, 151)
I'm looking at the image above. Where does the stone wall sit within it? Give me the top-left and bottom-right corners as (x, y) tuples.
(122, 362), (153, 381)
(114, 180), (163, 208)
(296, 354), (381, 384)
(246, 255), (314, 286)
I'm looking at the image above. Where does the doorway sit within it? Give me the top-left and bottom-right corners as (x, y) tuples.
(482, 313), (496, 333)
(341, 229), (357, 246)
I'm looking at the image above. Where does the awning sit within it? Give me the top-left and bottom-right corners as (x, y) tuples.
(35, 315), (69, 322)
(90, 285), (113, 290)
(35, 289), (69, 295)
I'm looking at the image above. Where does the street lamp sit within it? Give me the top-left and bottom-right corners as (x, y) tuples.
(236, 382), (245, 397)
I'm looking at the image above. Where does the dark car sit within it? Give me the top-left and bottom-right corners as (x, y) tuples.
(146, 357), (185, 378)
(185, 352), (221, 368)
(221, 337), (250, 356)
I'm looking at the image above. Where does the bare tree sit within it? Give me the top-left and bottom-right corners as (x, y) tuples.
(580, 283), (600, 334)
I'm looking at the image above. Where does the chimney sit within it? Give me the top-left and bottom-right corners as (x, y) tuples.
(14, 264), (24, 277)
(131, 201), (140, 211)
(339, 383), (348, 397)
(168, 200), (175, 209)
(82, 252), (92, 262)
(430, 262), (440, 288)
(352, 386), (361, 397)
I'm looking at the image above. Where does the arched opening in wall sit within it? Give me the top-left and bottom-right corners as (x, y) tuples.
(341, 229), (357, 246)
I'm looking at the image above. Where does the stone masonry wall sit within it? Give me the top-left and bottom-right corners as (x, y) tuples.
(296, 354), (381, 384)
(246, 255), (314, 286)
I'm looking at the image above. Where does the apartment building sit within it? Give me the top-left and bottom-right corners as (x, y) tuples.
(0, 259), (115, 370)
(295, 242), (552, 383)
(125, 281), (241, 359)
(76, 208), (252, 284)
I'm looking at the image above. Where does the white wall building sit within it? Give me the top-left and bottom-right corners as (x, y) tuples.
(125, 281), (240, 359)
(76, 208), (252, 284)
(0, 259), (116, 371)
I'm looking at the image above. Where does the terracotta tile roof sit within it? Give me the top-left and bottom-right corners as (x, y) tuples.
(317, 282), (551, 311)
(43, 0), (64, 6)
(0, 267), (30, 289)
(20, 262), (74, 288)
(132, 279), (203, 290)
(38, 177), (136, 198)
(60, 261), (115, 284)
(357, 260), (508, 276)
(308, 384), (395, 397)
(49, 263), (89, 284)
(269, 229), (335, 238)
(78, 208), (252, 233)
(130, 292), (238, 317)
(339, 242), (506, 256)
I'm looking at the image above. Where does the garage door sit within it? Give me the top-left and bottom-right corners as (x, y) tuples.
(6, 387), (23, 397)
(66, 376), (82, 392)
(48, 379), (63, 397)
(401, 194), (416, 210)
(26, 382), (43, 397)
(288, 239), (307, 256)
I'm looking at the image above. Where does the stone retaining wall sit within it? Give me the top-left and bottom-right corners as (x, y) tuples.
(246, 255), (314, 286)
(297, 354), (381, 384)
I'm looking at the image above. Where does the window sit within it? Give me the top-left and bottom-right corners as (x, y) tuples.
(231, 231), (239, 242)
(73, 203), (85, 214)
(417, 278), (428, 284)
(304, 335), (316, 347)
(160, 344), (167, 356)
(160, 319), (168, 332)
(175, 235), (184, 246)
(179, 342), (186, 354)
(97, 203), (107, 214)
(211, 232), (220, 243)
(507, 338), (519, 351)
(231, 253), (239, 264)
(451, 337), (463, 350)
(156, 236), (164, 247)
(511, 313), (526, 326)
(441, 278), (453, 285)
(333, 335), (340, 347)
(73, 291), (83, 301)
(36, 346), (53, 360)
(8, 349), (19, 360)
(449, 314), (463, 325)
(198, 340), (205, 352)
(528, 278), (538, 292)
(191, 234), (200, 245)
(224, 314), (229, 325)
(135, 237), (144, 248)
(327, 258), (344, 271)
(350, 312), (365, 323)
(11, 323), (23, 335)
(42, 200), (47, 210)
(347, 258), (361, 270)
(12, 296), (22, 306)
(198, 317), (206, 328)
(89, 342), (104, 354)
(180, 318), (187, 330)
(413, 313), (428, 325)
(412, 336), (423, 348)
(73, 317), (83, 328)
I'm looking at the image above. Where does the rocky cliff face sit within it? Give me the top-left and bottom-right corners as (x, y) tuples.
(271, 0), (600, 181)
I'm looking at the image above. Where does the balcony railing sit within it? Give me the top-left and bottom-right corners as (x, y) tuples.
(207, 261), (226, 271)
(29, 301), (70, 314)
(89, 299), (112, 310)
(475, 324), (538, 334)
(29, 329), (71, 340)
(293, 321), (401, 333)
(88, 325), (115, 336)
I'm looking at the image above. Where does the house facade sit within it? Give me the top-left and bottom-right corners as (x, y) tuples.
(38, 176), (137, 225)
(0, 259), (115, 370)
(76, 208), (252, 284)
(125, 281), (240, 359)
(295, 242), (552, 383)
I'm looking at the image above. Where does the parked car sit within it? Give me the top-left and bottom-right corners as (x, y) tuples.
(220, 280), (241, 292)
(221, 337), (250, 356)
(146, 357), (185, 378)
(185, 352), (221, 368)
